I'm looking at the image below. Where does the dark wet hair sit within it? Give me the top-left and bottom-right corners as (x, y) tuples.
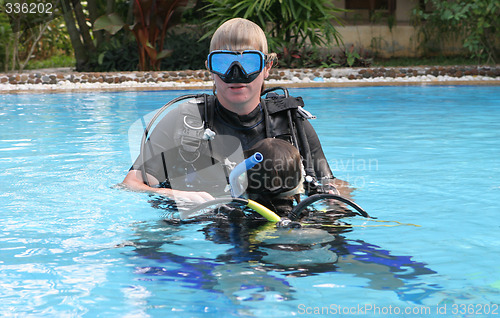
(244, 138), (303, 213)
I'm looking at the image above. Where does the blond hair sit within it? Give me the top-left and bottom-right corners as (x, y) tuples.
(210, 18), (276, 63)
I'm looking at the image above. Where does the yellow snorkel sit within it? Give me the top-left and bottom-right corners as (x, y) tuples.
(245, 199), (281, 222)
(228, 152), (282, 222)
(185, 197), (281, 222)
(188, 152), (373, 224)
(187, 152), (282, 222)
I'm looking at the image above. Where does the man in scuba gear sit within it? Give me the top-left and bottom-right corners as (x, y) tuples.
(122, 18), (344, 208)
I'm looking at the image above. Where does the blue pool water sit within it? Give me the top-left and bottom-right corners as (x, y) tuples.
(1, 86), (499, 317)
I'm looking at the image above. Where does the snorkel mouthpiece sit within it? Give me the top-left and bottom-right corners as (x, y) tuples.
(220, 63), (260, 83)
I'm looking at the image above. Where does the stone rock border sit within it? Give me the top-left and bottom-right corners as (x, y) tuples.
(1, 65), (498, 92)
(269, 65), (499, 81)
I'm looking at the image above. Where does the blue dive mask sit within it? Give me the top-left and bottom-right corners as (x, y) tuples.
(207, 50), (266, 83)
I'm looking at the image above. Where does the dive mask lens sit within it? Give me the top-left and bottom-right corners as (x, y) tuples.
(208, 50), (265, 83)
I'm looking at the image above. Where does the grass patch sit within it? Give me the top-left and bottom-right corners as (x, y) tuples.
(25, 54), (75, 70)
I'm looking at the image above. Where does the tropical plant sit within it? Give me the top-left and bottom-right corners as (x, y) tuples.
(201, 0), (345, 68)
(57, 0), (134, 71)
(338, 45), (372, 67)
(60, 0), (102, 71)
(94, 0), (189, 71)
(0, 10), (12, 71)
(413, 0), (499, 64)
(31, 16), (72, 60)
(1, 0), (61, 71)
(160, 28), (211, 70)
(94, 34), (139, 71)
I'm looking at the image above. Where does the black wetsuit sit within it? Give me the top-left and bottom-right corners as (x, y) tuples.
(132, 95), (333, 195)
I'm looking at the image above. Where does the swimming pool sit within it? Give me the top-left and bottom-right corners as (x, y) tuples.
(1, 86), (499, 317)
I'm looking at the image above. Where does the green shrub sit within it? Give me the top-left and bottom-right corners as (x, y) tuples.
(25, 54), (75, 69)
(413, 0), (499, 64)
(161, 29), (211, 71)
(201, 0), (344, 68)
(93, 33), (139, 72)
(0, 12), (12, 71)
(92, 29), (210, 71)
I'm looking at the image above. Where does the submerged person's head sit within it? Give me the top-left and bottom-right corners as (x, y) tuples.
(207, 18), (276, 113)
(244, 138), (304, 214)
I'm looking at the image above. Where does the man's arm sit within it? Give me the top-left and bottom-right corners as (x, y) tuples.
(122, 169), (214, 204)
(303, 120), (353, 198)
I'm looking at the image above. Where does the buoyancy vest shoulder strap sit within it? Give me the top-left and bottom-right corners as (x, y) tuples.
(176, 90), (318, 182)
(176, 95), (215, 163)
(261, 87), (320, 192)
(264, 94), (305, 115)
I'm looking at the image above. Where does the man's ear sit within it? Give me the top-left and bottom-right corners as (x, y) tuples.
(263, 61), (273, 79)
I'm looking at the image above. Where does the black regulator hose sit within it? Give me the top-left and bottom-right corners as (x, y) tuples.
(189, 197), (248, 212)
(288, 193), (374, 221)
(187, 198), (282, 222)
(140, 94), (205, 185)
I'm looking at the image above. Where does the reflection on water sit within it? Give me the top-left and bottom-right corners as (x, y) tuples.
(121, 208), (440, 308)
(2, 87), (499, 316)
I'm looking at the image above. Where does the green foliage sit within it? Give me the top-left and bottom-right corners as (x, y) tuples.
(274, 45), (373, 69)
(94, 0), (190, 71)
(1, 0), (66, 71)
(90, 27), (211, 72)
(93, 13), (126, 35)
(318, 45), (372, 68)
(0, 11), (13, 71)
(201, 0), (345, 68)
(0, 6), (72, 71)
(27, 16), (72, 60)
(25, 53), (75, 69)
(160, 29), (211, 70)
(413, 0), (499, 64)
(57, 0), (135, 71)
(94, 33), (139, 71)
